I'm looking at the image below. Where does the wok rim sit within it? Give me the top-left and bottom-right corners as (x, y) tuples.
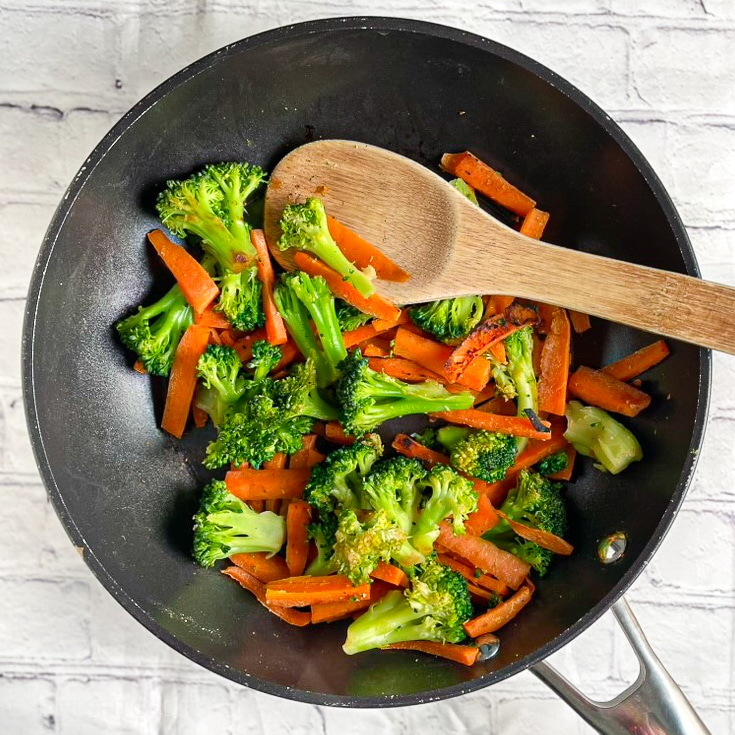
(22, 15), (711, 707)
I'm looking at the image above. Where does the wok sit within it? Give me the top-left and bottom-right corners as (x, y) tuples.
(22, 17), (711, 734)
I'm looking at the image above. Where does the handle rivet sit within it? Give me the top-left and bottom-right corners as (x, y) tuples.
(598, 532), (627, 564)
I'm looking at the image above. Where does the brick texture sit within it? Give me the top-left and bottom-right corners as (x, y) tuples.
(2, 2), (734, 733)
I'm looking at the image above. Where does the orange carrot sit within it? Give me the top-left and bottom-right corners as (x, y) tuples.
(222, 566), (311, 626)
(568, 366), (651, 417)
(324, 421), (355, 445)
(465, 494), (500, 536)
(432, 409), (551, 440)
(225, 467), (311, 500)
(275, 339), (302, 372)
(327, 215), (410, 283)
(475, 396), (517, 416)
(266, 575), (370, 608)
(262, 453), (288, 513)
(293, 251), (401, 321)
(133, 359), (147, 374)
(485, 295), (515, 317)
(392, 434), (450, 465)
(311, 581), (392, 624)
(231, 327), (268, 363)
(370, 561), (410, 588)
(496, 510), (574, 556)
(569, 310), (592, 334)
(464, 582), (534, 637)
(341, 311), (409, 349)
(362, 338), (392, 357)
(192, 403), (208, 429)
(384, 640), (479, 667)
(367, 356), (444, 383)
(251, 229), (288, 346)
(537, 307), (571, 416)
(601, 340), (670, 382)
(468, 582), (499, 602)
(148, 229), (219, 314)
(286, 499), (312, 577)
(194, 304), (231, 329)
(437, 523), (530, 590)
(436, 553), (509, 597)
(161, 324), (211, 438)
(519, 208), (550, 239)
(547, 446), (576, 481)
(229, 552), (290, 583)
(441, 152), (536, 216)
(288, 435), (319, 469)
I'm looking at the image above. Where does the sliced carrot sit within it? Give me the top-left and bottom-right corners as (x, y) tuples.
(222, 566), (311, 626)
(519, 208), (550, 239)
(362, 338), (392, 358)
(468, 582), (499, 602)
(192, 403), (208, 429)
(224, 467), (311, 500)
(537, 307), (571, 416)
(601, 340), (670, 382)
(475, 396), (517, 416)
(495, 510), (574, 556)
(392, 434), (450, 465)
(161, 324), (211, 439)
(262, 453), (288, 513)
(293, 251), (401, 321)
(465, 494), (500, 536)
(432, 409), (551, 440)
(324, 421), (355, 446)
(327, 215), (410, 283)
(341, 311), (409, 349)
(568, 366), (651, 417)
(275, 339), (302, 372)
(266, 575), (371, 608)
(441, 152), (536, 216)
(251, 229), (288, 346)
(286, 499), (312, 577)
(547, 446), (576, 481)
(311, 581), (392, 624)
(370, 561), (409, 588)
(384, 640), (479, 667)
(569, 310), (592, 334)
(215, 329), (230, 346)
(147, 229), (219, 314)
(485, 295), (515, 317)
(230, 327), (267, 362)
(367, 356), (444, 383)
(437, 523), (530, 590)
(194, 304), (231, 329)
(464, 582), (534, 637)
(288, 435), (318, 469)
(436, 553), (509, 597)
(133, 359), (147, 374)
(229, 552), (290, 583)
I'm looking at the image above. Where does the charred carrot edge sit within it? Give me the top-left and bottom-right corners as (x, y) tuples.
(519, 208), (550, 239)
(311, 581), (393, 624)
(286, 499), (312, 577)
(431, 409), (552, 440)
(327, 215), (410, 283)
(392, 434), (450, 465)
(224, 467), (311, 500)
(161, 324), (211, 439)
(229, 552), (290, 583)
(601, 340), (670, 382)
(464, 582), (534, 637)
(568, 366), (651, 417)
(251, 229), (289, 345)
(324, 421), (356, 446)
(537, 307), (571, 416)
(148, 229), (219, 314)
(496, 510), (574, 556)
(569, 310), (592, 334)
(464, 494), (500, 536)
(222, 566), (311, 626)
(441, 151), (536, 216)
(370, 561), (410, 588)
(266, 575), (371, 608)
(383, 640), (479, 667)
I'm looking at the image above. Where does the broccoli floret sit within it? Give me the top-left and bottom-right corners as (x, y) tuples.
(156, 162), (267, 331)
(116, 284), (193, 377)
(450, 178), (479, 205)
(410, 426), (440, 451)
(342, 557), (473, 654)
(483, 469), (567, 576)
(192, 480), (285, 567)
(537, 451), (569, 476)
(564, 400), (642, 475)
(410, 296), (484, 345)
(194, 344), (247, 427)
(336, 300), (373, 332)
(437, 426), (517, 483)
(278, 197), (376, 298)
(247, 340), (282, 382)
(304, 511), (339, 577)
(336, 350), (475, 435)
(304, 434), (383, 515)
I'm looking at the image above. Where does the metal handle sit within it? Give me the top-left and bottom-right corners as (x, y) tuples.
(531, 598), (712, 735)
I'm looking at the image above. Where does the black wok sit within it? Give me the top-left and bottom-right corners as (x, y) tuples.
(22, 16), (711, 732)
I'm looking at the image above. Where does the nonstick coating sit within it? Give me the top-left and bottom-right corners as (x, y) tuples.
(23, 18), (709, 706)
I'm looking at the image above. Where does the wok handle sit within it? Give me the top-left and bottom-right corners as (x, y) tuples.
(530, 598), (711, 735)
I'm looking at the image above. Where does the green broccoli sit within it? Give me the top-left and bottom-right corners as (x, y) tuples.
(537, 451), (569, 476)
(483, 469), (567, 576)
(194, 344), (247, 427)
(410, 426), (440, 451)
(193, 480), (285, 567)
(247, 340), (282, 382)
(564, 400), (642, 475)
(436, 426), (517, 483)
(304, 510), (339, 577)
(410, 296), (484, 345)
(278, 197), (376, 297)
(336, 349), (475, 435)
(116, 284), (193, 377)
(342, 557), (473, 654)
(450, 178), (479, 205)
(336, 300), (373, 332)
(156, 162), (267, 331)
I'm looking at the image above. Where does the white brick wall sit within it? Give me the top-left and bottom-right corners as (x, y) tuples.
(1, 1), (734, 732)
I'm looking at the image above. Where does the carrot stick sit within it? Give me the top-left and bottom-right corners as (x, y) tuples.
(293, 251), (401, 321)
(147, 229), (219, 314)
(468, 582), (499, 603)
(341, 311), (409, 349)
(275, 339), (302, 372)
(229, 552), (290, 583)
(225, 467), (311, 500)
(222, 566), (311, 626)
(194, 304), (231, 329)
(496, 510), (574, 556)
(436, 553), (509, 596)
(437, 523), (530, 590)
(327, 215), (410, 283)
(485, 295), (515, 317)
(266, 575), (371, 608)
(569, 310), (592, 334)
(161, 324), (211, 438)
(262, 453), (288, 512)
(464, 583), (534, 637)
(432, 409), (552, 440)
(324, 421), (355, 446)
(230, 327), (268, 363)
(192, 403), (208, 429)
(310, 581), (392, 624)
(367, 356), (444, 383)
(601, 340), (670, 382)
(547, 446), (576, 481)
(537, 307), (571, 416)
(286, 499), (312, 577)
(465, 494), (500, 536)
(519, 208), (550, 239)
(475, 396), (517, 416)
(288, 435), (319, 469)
(363, 338), (392, 357)
(383, 640), (479, 667)
(370, 561), (409, 588)
(441, 152), (536, 216)
(568, 366), (651, 417)
(392, 434), (450, 465)
(133, 359), (147, 374)
(251, 229), (288, 346)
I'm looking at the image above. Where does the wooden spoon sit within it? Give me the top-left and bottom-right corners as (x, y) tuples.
(264, 139), (735, 353)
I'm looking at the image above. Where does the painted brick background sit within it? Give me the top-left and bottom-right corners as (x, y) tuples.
(1, 1), (734, 732)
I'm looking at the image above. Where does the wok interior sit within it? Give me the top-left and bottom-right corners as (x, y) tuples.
(29, 23), (703, 703)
